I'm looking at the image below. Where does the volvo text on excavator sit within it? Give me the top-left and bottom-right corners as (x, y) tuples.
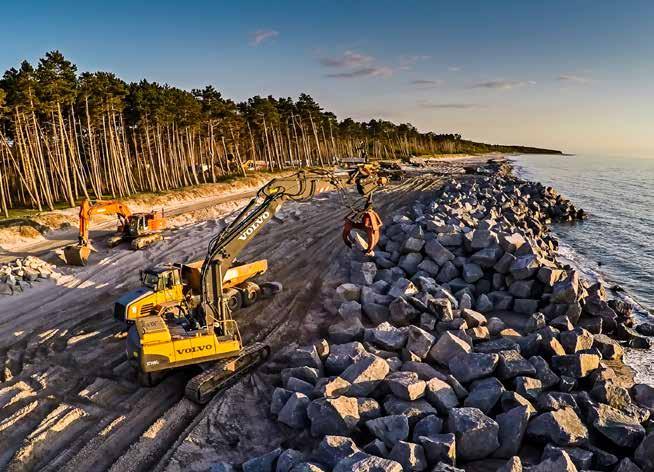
(123, 166), (386, 404)
(63, 199), (167, 266)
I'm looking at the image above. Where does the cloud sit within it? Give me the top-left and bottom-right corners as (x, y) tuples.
(410, 79), (443, 88)
(558, 74), (591, 84)
(471, 80), (536, 90)
(448, 66), (461, 72)
(250, 29), (278, 46)
(320, 50), (394, 79)
(325, 66), (393, 79)
(419, 101), (483, 109)
(399, 55), (431, 70)
(320, 50), (373, 68)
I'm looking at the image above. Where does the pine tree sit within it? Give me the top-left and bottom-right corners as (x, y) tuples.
(0, 50), (485, 214)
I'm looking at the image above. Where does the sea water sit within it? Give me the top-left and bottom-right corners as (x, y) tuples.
(512, 154), (654, 384)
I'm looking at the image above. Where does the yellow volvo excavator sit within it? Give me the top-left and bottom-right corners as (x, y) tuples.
(123, 166), (386, 404)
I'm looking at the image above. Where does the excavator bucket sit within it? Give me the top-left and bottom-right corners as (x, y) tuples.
(63, 244), (92, 266)
(343, 208), (383, 255)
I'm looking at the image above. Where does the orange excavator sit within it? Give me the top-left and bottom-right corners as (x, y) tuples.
(63, 199), (167, 266)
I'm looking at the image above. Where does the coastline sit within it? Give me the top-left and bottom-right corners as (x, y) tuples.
(508, 154), (653, 316)
(166, 158), (653, 471)
(510, 154), (654, 387)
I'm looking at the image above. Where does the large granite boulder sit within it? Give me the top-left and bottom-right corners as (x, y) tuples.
(588, 403), (646, 449)
(425, 239), (455, 265)
(464, 377), (505, 414)
(366, 415), (410, 448)
(526, 407), (589, 447)
(314, 435), (361, 468)
(429, 331), (472, 366)
(493, 406), (530, 458)
(278, 392), (310, 428)
(635, 432), (654, 471)
(530, 448), (578, 472)
(551, 353), (600, 379)
(418, 433), (456, 466)
(242, 448), (283, 472)
(425, 377), (459, 413)
(447, 407), (500, 461)
(406, 325), (435, 359)
(497, 350), (537, 380)
(341, 355), (390, 396)
(550, 272), (579, 304)
(411, 415), (443, 441)
(325, 342), (368, 374)
(307, 396), (360, 436)
(383, 397), (438, 427)
(386, 371), (426, 401)
(448, 352), (499, 383)
(388, 441), (428, 471)
(289, 344), (323, 370)
(529, 356), (560, 388)
(365, 322), (408, 351)
(559, 328), (594, 354)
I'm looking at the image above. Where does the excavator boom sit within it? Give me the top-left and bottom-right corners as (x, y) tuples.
(199, 169), (384, 331)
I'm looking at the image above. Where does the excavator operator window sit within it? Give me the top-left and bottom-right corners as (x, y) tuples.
(166, 273), (176, 289)
(143, 272), (160, 290)
(171, 269), (182, 287)
(157, 273), (170, 292)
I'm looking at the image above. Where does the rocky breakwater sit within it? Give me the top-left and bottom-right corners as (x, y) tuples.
(0, 256), (56, 296)
(220, 161), (654, 472)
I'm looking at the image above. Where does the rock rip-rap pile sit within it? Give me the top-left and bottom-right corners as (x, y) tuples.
(225, 162), (654, 472)
(0, 256), (55, 295)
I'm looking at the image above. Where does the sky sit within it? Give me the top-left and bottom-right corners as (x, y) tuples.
(1, 0), (653, 156)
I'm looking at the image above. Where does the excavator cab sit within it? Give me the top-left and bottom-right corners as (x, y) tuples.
(126, 215), (146, 237)
(121, 211), (166, 250)
(141, 269), (162, 289)
(140, 267), (180, 291)
(114, 265), (187, 324)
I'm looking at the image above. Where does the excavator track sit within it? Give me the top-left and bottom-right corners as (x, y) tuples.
(184, 342), (271, 404)
(106, 234), (126, 248)
(131, 233), (164, 250)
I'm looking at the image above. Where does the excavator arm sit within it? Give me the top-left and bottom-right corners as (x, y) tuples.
(77, 199), (133, 246)
(198, 168), (385, 332)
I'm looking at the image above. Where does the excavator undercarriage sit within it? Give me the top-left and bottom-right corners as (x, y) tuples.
(185, 343), (270, 404)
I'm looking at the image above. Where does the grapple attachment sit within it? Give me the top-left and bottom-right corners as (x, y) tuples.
(63, 244), (92, 266)
(343, 208), (383, 255)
